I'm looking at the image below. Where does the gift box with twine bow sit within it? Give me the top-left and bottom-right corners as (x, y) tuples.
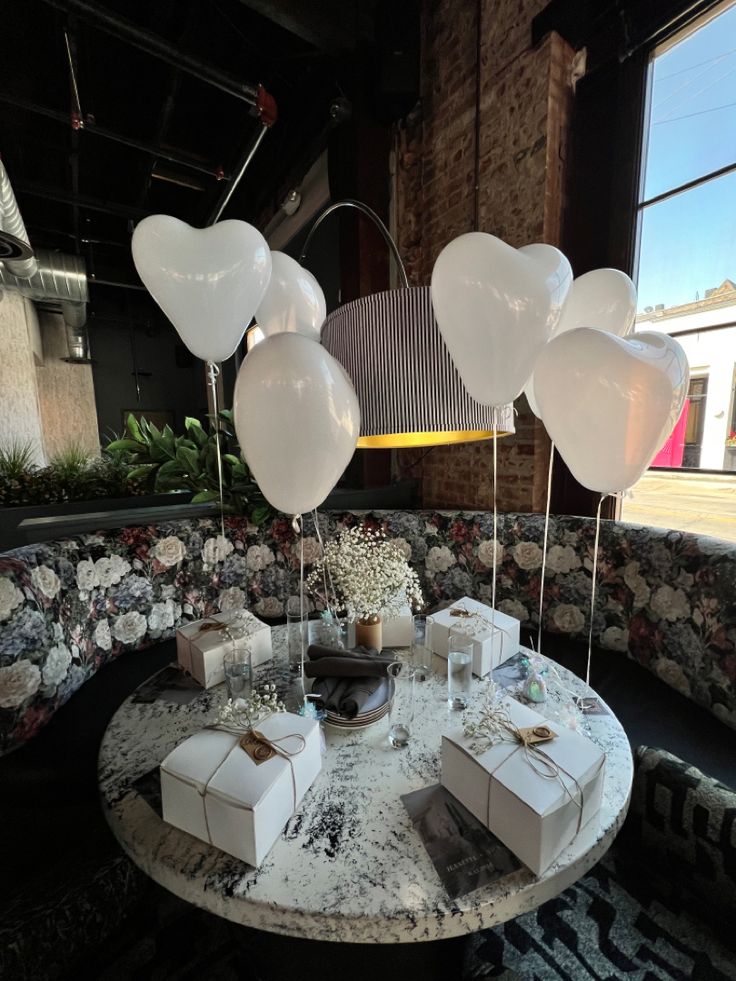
(176, 610), (272, 689)
(441, 695), (605, 874)
(161, 711), (321, 866)
(427, 596), (520, 677)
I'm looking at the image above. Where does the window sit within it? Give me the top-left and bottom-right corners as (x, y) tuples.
(621, 0), (736, 540)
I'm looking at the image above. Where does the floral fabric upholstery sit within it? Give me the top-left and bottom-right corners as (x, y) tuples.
(1, 509), (735, 753)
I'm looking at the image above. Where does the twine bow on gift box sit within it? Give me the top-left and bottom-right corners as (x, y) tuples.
(449, 605), (514, 664)
(175, 713), (309, 850)
(194, 612), (257, 642)
(194, 618), (230, 638)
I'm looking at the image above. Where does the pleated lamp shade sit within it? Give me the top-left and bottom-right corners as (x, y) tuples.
(320, 285), (514, 449)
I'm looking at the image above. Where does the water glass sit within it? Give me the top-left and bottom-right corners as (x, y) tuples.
(387, 659), (415, 748)
(286, 611), (308, 673)
(308, 614), (343, 649)
(223, 647), (252, 702)
(447, 628), (473, 710)
(411, 614), (431, 681)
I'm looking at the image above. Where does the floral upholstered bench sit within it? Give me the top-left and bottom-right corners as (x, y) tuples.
(1, 509), (735, 754)
(1, 509), (736, 981)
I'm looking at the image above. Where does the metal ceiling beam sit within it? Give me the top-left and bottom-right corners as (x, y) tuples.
(206, 123), (269, 224)
(0, 93), (227, 180)
(39, 0), (259, 105)
(13, 180), (146, 220)
(233, 0), (365, 54)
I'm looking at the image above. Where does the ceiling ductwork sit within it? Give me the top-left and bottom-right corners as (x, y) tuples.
(0, 159), (90, 358)
(0, 249), (90, 359)
(0, 158), (38, 279)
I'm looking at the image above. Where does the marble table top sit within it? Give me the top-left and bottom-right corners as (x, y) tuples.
(99, 629), (633, 944)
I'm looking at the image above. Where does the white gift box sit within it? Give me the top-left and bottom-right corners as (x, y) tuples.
(381, 604), (413, 648)
(427, 596), (520, 676)
(176, 610), (272, 688)
(441, 696), (605, 875)
(160, 712), (322, 867)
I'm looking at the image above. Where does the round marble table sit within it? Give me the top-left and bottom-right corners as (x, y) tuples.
(99, 629), (633, 947)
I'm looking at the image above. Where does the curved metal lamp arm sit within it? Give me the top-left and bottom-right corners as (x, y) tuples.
(298, 198), (409, 289)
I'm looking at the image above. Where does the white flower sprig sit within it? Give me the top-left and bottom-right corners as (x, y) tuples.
(306, 525), (423, 622)
(215, 684), (286, 731)
(462, 681), (510, 752)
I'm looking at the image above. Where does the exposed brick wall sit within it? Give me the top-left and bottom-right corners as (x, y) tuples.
(393, 0), (575, 514)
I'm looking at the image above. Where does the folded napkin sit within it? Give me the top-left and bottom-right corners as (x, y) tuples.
(311, 674), (391, 719)
(304, 643), (396, 679)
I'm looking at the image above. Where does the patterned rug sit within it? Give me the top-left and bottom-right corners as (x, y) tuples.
(59, 852), (736, 981)
(464, 856), (736, 980)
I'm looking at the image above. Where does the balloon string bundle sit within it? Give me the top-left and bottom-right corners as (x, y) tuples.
(207, 361), (226, 540)
(292, 513), (308, 703)
(537, 439), (555, 656)
(585, 494), (609, 687)
(491, 405), (499, 639)
(312, 509), (336, 620)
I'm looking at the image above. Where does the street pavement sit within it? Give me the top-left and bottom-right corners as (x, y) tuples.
(620, 471), (736, 542)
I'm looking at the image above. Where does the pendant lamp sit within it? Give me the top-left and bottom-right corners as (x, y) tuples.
(302, 200), (514, 449)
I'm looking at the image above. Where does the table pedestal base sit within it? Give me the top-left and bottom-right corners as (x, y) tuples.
(227, 924), (469, 981)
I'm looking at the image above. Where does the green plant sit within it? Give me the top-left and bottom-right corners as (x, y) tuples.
(0, 439), (37, 480)
(48, 442), (94, 496)
(105, 411), (270, 522)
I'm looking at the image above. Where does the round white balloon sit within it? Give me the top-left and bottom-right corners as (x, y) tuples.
(534, 328), (689, 494)
(255, 251), (326, 340)
(233, 333), (360, 515)
(525, 268), (637, 418)
(131, 215), (272, 363)
(431, 232), (572, 407)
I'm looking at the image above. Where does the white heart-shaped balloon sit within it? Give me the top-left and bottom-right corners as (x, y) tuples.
(525, 268), (637, 417)
(233, 333), (360, 515)
(132, 215), (272, 363)
(431, 233), (572, 406)
(534, 328), (689, 493)
(255, 251), (326, 340)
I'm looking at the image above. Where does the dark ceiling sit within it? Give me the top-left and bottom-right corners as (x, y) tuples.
(0, 0), (417, 304)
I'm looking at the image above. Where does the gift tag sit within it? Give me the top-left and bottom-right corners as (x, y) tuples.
(240, 730), (276, 764)
(517, 724), (556, 746)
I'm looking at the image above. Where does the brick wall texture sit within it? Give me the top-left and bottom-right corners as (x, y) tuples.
(393, 0), (575, 513)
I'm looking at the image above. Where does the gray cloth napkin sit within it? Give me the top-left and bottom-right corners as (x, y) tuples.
(311, 674), (391, 719)
(304, 643), (396, 679)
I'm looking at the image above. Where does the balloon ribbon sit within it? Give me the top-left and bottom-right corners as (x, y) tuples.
(207, 360), (226, 540)
(537, 439), (555, 656)
(585, 494), (608, 687)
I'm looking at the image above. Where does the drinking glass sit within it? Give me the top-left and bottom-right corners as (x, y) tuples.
(286, 611), (308, 673)
(308, 613), (342, 649)
(223, 647), (253, 702)
(387, 659), (415, 748)
(411, 614), (431, 681)
(285, 593), (310, 673)
(447, 628), (473, 710)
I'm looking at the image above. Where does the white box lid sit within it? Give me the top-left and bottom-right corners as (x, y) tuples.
(446, 697), (605, 819)
(430, 596), (518, 639)
(161, 712), (317, 808)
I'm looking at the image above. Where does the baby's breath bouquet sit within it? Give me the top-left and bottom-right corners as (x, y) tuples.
(306, 525), (423, 623)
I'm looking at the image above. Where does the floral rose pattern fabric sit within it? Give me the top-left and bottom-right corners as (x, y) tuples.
(1, 510), (735, 752)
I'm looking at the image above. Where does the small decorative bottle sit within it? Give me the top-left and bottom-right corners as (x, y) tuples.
(523, 657), (547, 703)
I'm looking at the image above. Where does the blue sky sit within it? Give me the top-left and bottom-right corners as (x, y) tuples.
(635, 2), (736, 312)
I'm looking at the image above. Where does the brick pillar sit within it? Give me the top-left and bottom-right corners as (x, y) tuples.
(394, 0), (575, 513)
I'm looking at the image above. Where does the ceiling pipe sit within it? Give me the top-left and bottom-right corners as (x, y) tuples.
(12, 179), (147, 220)
(0, 93), (228, 182)
(40, 0), (259, 106)
(0, 159), (38, 278)
(0, 249), (90, 357)
(206, 86), (277, 224)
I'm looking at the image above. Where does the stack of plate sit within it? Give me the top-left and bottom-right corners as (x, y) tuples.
(323, 678), (394, 731)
